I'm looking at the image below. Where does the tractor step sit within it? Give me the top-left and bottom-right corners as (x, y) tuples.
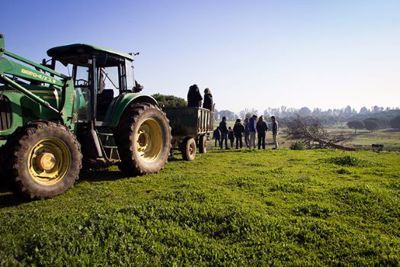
(97, 131), (119, 160)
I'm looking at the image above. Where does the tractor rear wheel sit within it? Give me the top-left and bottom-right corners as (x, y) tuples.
(7, 122), (82, 199)
(115, 103), (171, 176)
(181, 137), (196, 161)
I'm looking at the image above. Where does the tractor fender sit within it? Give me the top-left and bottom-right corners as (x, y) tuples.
(104, 93), (158, 128)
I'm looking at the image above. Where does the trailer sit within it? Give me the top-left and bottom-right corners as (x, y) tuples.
(164, 107), (214, 160)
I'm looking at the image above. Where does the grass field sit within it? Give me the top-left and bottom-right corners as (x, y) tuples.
(1, 149), (399, 266)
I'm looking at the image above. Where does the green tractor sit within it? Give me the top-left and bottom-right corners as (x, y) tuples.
(0, 34), (171, 199)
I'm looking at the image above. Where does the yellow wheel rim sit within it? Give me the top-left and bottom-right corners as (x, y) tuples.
(136, 118), (163, 162)
(28, 138), (71, 186)
(188, 141), (196, 157)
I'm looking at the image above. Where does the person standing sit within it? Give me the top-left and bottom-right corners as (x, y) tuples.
(243, 117), (250, 148)
(271, 116), (279, 149)
(233, 119), (244, 149)
(219, 116), (228, 149)
(228, 127), (235, 148)
(203, 88), (213, 111)
(256, 116), (268, 149)
(213, 127), (221, 147)
(187, 84), (203, 107)
(248, 115), (257, 149)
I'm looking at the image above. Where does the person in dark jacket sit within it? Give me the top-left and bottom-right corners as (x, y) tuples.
(203, 88), (213, 111)
(271, 116), (279, 149)
(233, 119), (245, 149)
(248, 115), (257, 149)
(219, 116), (228, 149)
(187, 84), (203, 107)
(213, 127), (221, 147)
(256, 116), (268, 149)
(228, 127), (235, 148)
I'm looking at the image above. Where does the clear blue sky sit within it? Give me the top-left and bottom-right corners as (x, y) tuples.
(1, 0), (399, 113)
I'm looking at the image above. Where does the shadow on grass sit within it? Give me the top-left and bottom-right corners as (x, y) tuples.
(79, 169), (127, 182)
(210, 148), (261, 154)
(0, 169), (130, 208)
(0, 179), (27, 208)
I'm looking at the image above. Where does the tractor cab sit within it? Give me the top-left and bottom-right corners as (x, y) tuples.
(47, 44), (141, 122)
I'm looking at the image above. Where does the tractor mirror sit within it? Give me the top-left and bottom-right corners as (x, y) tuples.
(133, 80), (143, 92)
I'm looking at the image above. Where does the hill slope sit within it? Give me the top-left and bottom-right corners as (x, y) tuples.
(0, 149), (399, 265)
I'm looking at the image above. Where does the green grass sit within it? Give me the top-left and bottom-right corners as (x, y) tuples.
(1, 149), (399, 266)
(326, 128), (400, 150)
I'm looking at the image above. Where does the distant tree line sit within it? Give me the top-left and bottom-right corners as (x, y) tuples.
(233, 105), (400, 131)
(151, 94), (400, 131)
(347, 115), (400, 132)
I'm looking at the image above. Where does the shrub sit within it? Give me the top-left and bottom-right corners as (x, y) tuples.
(327, 155), (365, 167)
(290, 142), (305, 150)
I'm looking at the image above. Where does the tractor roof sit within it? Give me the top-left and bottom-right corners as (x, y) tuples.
(47, 43), (133, 67)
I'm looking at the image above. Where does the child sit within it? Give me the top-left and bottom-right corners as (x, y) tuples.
(228, 127), (235, 149)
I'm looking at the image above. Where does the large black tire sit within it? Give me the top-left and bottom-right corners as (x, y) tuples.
(198, 134), (207, 154)
(181, 137), (196, 161)
(115, 103), (172, 176)
(7, 121), (82, 199)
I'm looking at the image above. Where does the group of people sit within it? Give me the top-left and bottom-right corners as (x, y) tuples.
(187, 84), (213, 110)
(213, 115), (279, 150)
(187, 85), (279, 150)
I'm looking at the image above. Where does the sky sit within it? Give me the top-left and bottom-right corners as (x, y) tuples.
(1, 0), (399, 113)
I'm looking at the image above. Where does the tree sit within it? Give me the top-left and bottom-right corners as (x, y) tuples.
(240, 108), (257, 119)
(359, 106), (369, 114)
(152, 93), (187, 108)
(347, 120), (364, 134)
(286, 116), (354, 151)
(218, 110), (236, 121)
(298, 107), (311, 117)
(363, 118), (379, 132)
(390, 115), (400, 130)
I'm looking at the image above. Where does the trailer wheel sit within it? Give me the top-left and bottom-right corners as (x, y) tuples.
(8, 122), (82, 199)
(115, 103), (171, 175)
(181, 137), (196, 161)
(198, 134), (207, 154)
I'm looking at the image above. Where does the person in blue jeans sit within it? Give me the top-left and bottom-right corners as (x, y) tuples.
(248, 115), (257, 149)
(243, 117), (250, 148)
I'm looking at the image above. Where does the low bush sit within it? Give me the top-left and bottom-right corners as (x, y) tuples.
(327, 155), (366, 167)
(290, 142), (305, 150)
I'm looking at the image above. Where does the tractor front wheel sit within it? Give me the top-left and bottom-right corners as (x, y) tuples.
(115, 103), (172, 176)
(8, 122), (82, 199)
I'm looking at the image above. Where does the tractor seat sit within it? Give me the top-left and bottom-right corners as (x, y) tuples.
(97, 89), (114, 118)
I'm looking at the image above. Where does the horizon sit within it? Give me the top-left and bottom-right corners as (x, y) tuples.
(1, 0), (399, 113)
